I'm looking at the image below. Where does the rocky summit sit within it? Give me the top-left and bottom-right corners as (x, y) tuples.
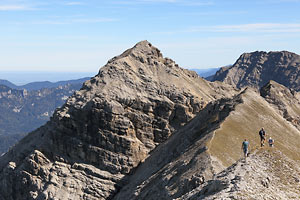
(211, 51), (300, 91)
(0, 41), (237, 200)
(1, 41), (300, 200)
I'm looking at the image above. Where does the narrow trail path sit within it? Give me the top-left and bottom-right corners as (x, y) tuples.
(181, 147), (300, 200)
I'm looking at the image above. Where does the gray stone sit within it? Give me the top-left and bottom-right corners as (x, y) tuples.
(0, 40), (236, 200)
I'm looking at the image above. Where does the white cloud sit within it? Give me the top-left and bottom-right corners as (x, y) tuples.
(151, 23), (300, 37)
(73, 18), (117, 23)
(265, 0), (300, 3)
(185, 23), (300, 33)
(32, 18), (118, 25)
(187, 10), (248, 16)
(140, 0), (178, 2)
(0, 1), (85, 11)
(64, 2), (84, 6)
(0, 5), (32, 11)
(112, 0), (213, 6)
(214, 23), (300, 33)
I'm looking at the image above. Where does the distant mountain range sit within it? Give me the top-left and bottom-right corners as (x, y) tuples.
(0, 71), (94, 86)
(0, 77), (89, 154)
(0, 77), (90, 91)
(190, 67), (220, 79)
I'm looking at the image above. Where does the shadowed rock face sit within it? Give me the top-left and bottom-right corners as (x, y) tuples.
(113, 91), (245, 200)
(114, 87), (300, 200)
(212, 51), (300, 90)
(0, 41), (237, 200)
(260, 80), (300, 130)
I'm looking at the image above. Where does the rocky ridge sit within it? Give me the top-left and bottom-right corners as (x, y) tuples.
(212, 51), (300, 90)
(114, 90), (246, 200)
(0, 41), (237, 200)
(180, 148), (300, 199)
(113, 87), (300, 199)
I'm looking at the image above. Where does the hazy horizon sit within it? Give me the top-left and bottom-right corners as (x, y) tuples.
(0, 71), (95, 85)
(0, 67), (221, 85)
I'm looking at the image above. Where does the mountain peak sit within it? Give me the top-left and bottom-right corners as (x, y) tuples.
(106, 40), (163, 66)
(0, 41), (237, 200)
(131, 40), (163, 57)
(134, 40), (152, 48)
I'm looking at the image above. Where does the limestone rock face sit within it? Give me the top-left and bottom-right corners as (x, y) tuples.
(114, 88), (300, 199)
(0, 41), (237, 200)
(212, 51), (300, 90)
(114, 91), (245, 200)
(260, 80), (300, 130)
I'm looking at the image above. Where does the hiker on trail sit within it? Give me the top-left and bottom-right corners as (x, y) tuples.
(268, 137), (274, 147)
(259, 128), (266, 147)
(242, 139), (249, 158)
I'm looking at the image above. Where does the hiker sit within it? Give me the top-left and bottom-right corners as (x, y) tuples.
(242, 139), (249, 158)
(259, 128), (266, 147)
(268, 137), (274, 147)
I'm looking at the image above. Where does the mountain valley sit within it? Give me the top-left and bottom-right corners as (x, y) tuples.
(0, 79), (88, 155)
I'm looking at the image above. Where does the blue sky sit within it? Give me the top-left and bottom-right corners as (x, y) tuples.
(0, 0), (300, 73)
